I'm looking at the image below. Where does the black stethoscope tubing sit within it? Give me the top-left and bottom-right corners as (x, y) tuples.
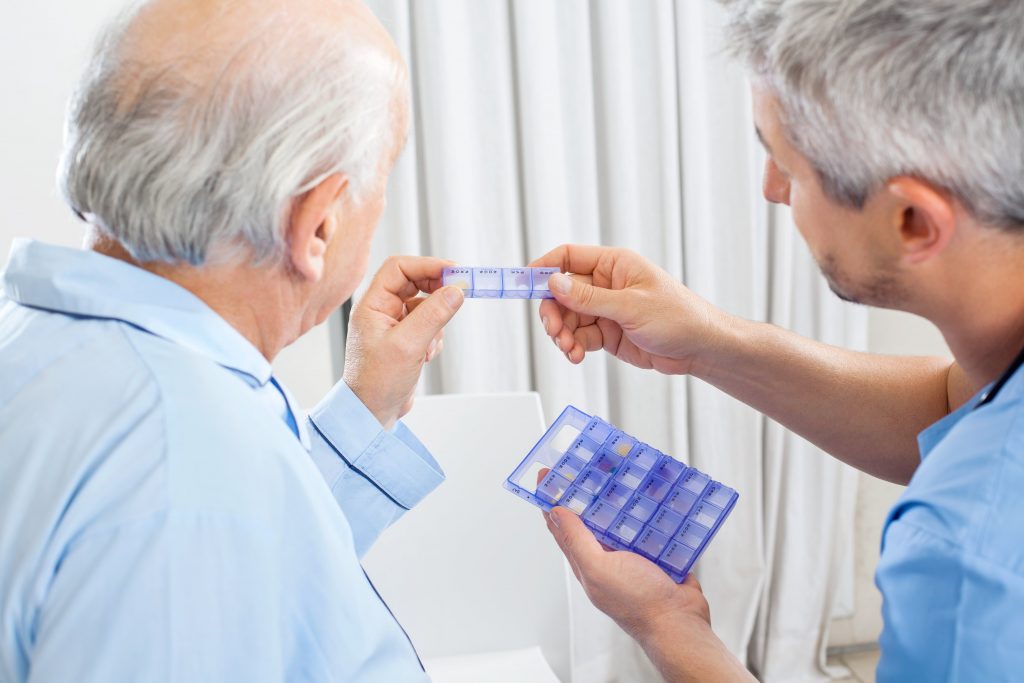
(975, 343), (1024, 409)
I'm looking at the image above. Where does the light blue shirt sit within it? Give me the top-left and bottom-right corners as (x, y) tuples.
(877, 363), (1024, 680)
(0, 240), (444, 682)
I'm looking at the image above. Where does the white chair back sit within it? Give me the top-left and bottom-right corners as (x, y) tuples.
(362, 392), (571, 682)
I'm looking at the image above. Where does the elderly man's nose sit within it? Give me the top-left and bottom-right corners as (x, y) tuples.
(762, 159), (791, 205)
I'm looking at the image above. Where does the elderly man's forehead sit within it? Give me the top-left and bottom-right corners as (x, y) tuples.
(127, 0), (379, 35)
(117, 0), (394, 81)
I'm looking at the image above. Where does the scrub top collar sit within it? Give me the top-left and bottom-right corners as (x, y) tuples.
(919, 338), (1024, 458)
(975, 338), (1024, 410)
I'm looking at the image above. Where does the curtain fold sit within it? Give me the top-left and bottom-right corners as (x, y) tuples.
(360, 2), (864, 680)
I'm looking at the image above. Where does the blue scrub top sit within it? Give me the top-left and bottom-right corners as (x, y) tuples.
(877, 358), (1024, 680)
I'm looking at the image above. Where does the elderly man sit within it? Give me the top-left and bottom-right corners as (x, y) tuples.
(0, 0), (463, 681)
(534, 0), (1024, 681)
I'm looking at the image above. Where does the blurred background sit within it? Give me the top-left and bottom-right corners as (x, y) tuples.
(0, 2), (950, 681)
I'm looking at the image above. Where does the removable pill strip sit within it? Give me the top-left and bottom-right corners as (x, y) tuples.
(442, 266), (560, 299)
(504, 405), (739, 582)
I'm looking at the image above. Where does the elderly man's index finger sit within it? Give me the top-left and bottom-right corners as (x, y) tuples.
(528, 244), (609, 275)
(365, 255), (455, 307)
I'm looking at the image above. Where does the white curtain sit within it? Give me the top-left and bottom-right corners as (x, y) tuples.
(359, 1), (865, 681)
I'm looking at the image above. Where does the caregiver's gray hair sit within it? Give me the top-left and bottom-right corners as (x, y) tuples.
(720, 0), (1024, 229)
(59, 2), (407, 266)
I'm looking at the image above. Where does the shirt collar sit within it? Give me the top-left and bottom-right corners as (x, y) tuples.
(2, 239), (272, 385)
(917, 352), (1024, 460)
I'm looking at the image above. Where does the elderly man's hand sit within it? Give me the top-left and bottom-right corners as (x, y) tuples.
(530, 245), (729, 374)
(343, 256), (464, 430)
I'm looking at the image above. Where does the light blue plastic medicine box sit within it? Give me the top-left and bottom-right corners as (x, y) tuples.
(504, 405), (739, 582)
(442, 266), (560, 299)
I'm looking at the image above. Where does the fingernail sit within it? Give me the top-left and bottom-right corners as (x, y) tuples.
(548, 272), (571, 295)
(550, 508), (562, 528)
(541, 315), (549, 333)
(428, 339), (437, 356)
(443, 286), (464, 308)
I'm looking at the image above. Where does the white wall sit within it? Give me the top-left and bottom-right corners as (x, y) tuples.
(0, 3), (120, 257)
(829, 309), (951, 648)
(0, 2), (339, 409)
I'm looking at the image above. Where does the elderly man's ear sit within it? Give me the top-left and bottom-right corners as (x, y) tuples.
(286, 173), (349, 282)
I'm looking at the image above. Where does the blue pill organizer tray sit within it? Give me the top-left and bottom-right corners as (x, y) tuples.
(442, 266), (560, 299)
(504, 405), (738, 582)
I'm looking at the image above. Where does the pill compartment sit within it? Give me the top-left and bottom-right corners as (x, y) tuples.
(584, 418), (614, 445)
(614, 461), (649, 489)
(676, 520), (710, 549)
(660, 541), (696, 574)
(681, 469), (711, 496)
(628, 444), (660, 469)
(609, 512), (645, 545)
(691, 502), (724, 528)
(536, 470), (572, 505)
(502, 268), (533, 299)
(582, 500), (620, 531)
(663, 486), (699, 516)
(591, 450), (622, 475)
(599, 480), (634, 508)
(503, 404), (739, 582)
(655, 457), (686, 484)
(635, 527), (670, 561)
(558, 486), (595, 515)
(441, 266), (474, 294)
(552, 453), (588, 482)
(576, 467), (610, 494)
(530, 267), (559, 299)
(640, 475), (674, 502)
(623, 492), (659, 523)
(472, 267), (503, 298)
(569, 436), (602, 461)
(607, 432), (637, 457)
(650, 506), (685, 537)
(704, 483), (735, 508)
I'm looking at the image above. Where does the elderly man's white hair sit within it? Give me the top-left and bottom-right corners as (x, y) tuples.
(720, 0), (1024, 230)
(59, 0), (408, 266)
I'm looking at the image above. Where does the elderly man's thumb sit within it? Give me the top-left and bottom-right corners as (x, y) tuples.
(397, 285), (464, 351)
(547, 272), (622, 320)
